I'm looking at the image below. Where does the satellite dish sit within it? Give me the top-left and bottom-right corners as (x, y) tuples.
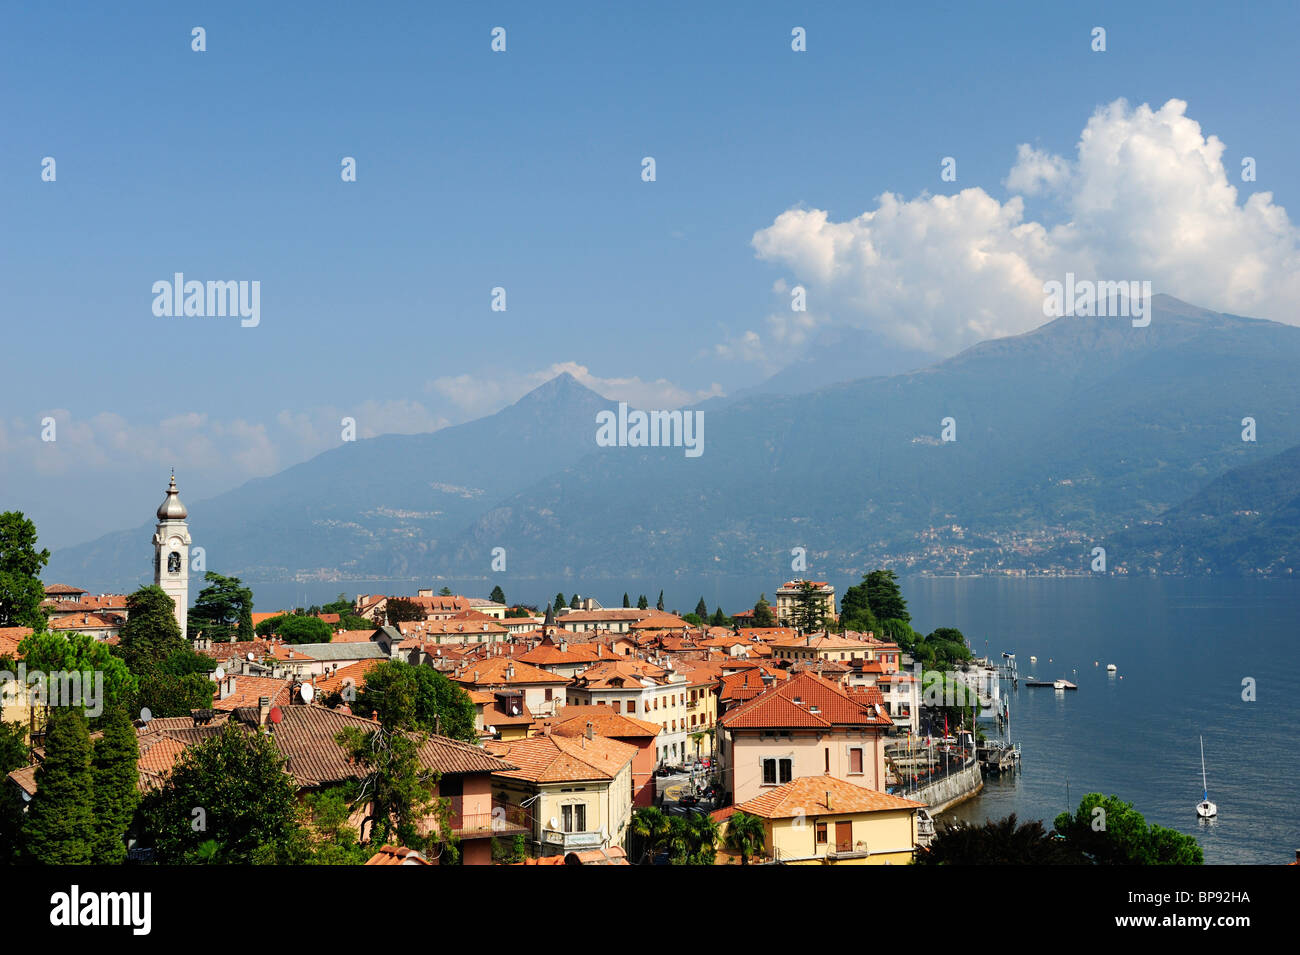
(549, 817), (558, 830)
(213, 666), (225, 681)
(269, 706), (283, 724)
(247, 652), (255, 661)
(299, 683), (315, 704)
(487, 725), (496, 734)
(139, 707), (153, 724)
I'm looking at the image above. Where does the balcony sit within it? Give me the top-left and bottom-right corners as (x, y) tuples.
(444, 798), (532, 840)
(541, 829), (607, 850)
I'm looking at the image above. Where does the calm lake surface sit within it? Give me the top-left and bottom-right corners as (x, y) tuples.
(250, 574), (1298, 864)
(908, 577), (1300, 865)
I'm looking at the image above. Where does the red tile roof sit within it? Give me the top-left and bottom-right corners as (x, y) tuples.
(484, 734), (637, 784)
(736, 775), (924, 819)
(718, 670), (892, 730)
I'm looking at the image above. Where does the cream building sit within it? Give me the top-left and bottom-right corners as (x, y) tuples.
(726, 775), (923, 865)
(486, 731), (637, 857)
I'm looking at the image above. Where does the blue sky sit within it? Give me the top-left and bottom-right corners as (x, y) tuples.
(3, 0), (1299, 547)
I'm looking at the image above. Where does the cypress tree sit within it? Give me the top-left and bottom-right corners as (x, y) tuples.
(694, 597), (708, 618)
(637, 595), (648, 610)
(622, 593), (630, 608)
(90, 707), (140, 864)
(554, 593), (567, 616)
(25, 708), (95, 864)
(656, 591), (665, 611)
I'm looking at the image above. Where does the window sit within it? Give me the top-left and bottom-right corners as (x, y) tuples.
(545, 688), (553, 701)
(560, 803), (586, 833)
(762, 758), (793, 786)
(849, 748), (864, 775)
(815, 822), (828, 844)
(612, 701), (621, 713)
(824, 748), (830, 772)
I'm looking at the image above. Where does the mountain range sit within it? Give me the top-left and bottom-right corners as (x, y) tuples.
(47, 294), (1300, 592)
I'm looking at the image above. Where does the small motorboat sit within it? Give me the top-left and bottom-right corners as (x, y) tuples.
(1106, 663), (1117, 672)
(1029, 655), (1037, 664)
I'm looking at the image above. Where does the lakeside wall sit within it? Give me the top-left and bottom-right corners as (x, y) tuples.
(917, 762), (983, 814)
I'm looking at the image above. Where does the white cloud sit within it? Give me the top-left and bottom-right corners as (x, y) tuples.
(747, 98), (1300, 356)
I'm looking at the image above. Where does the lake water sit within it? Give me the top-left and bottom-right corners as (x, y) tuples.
(249, 574), (1298, 864)
(908, 577), (1300, 866)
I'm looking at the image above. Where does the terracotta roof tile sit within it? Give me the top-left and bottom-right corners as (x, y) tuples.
(736, 775), (924, 819)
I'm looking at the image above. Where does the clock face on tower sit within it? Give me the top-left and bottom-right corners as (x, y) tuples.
(168, 551), (181, 574)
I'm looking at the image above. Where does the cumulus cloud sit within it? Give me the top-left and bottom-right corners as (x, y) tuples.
(747, 98), (1300, 356)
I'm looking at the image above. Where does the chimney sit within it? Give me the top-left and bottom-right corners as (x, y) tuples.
(258, 696), (271, 728)
(825, 790), (832, 811)
(585, 721), (595, 740)
(506, 663), (515, 680)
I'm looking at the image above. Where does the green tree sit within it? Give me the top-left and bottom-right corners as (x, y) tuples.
(790, 581), (826, 633)
(89, 707), (140, 864)
(917, 814), (1086, 865)
(629, 805), (673, 863)
(0, 722), (27, 776)
(656, 591), (665, 611)
(1053, 793), (1203, 865)
(321, 594), (353, 616)
(636, 594), (649, 610)
(136, 671), (216, 719)
(489, 585), (506, 605)
(439, 587), (453, 596)
(336, 723), (445, 855)
(298, 787), (372, 865)
(385, 598), (424, 624)
(751, 595), (776, 628)
(255, 613), (289, 637)
(723, 810), (766, 864)
(554, 593), (567, 616)
(24, 708), (95, 864)
(118, 585), (184, 673)
(622, 593), (630, 608)
(0, 511), (50, 629)
(17, 630), (138, 724)
(569, 593), (581, 609)
(355, 660), (477, 741)
(866, 569), (910, 624)
(839, 576), (880, 633)
(694, 597), (708, 619)
(271, 615), (334, 644)
(140, 722), (301, 864)
(188, 572), (255, 641)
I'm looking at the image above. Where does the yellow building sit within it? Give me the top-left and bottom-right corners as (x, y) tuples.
(485, 731), (638, 858)
(729, 775), (923, 865)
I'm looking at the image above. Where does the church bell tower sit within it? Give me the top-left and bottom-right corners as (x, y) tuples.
(153, 471), (191, 640)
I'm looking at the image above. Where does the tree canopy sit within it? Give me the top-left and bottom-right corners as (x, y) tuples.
(188, 572), (254, 641)
(353, 660), (477, 741)
(0, 511), (49, 629)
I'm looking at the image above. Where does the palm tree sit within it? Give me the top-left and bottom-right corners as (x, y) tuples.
(629, 806), (672, 864)
(685, 813), (720, 864)
(723, 810), (767, 864)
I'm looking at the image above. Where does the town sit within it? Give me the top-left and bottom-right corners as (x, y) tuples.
(0, 476), (1024, 866)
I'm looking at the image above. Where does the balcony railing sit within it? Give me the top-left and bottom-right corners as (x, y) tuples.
(443, 798), (533, 839)
(541, 829), (607, 850)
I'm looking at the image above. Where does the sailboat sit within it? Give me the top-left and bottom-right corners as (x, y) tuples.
(1196, 735), (1217, 819)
